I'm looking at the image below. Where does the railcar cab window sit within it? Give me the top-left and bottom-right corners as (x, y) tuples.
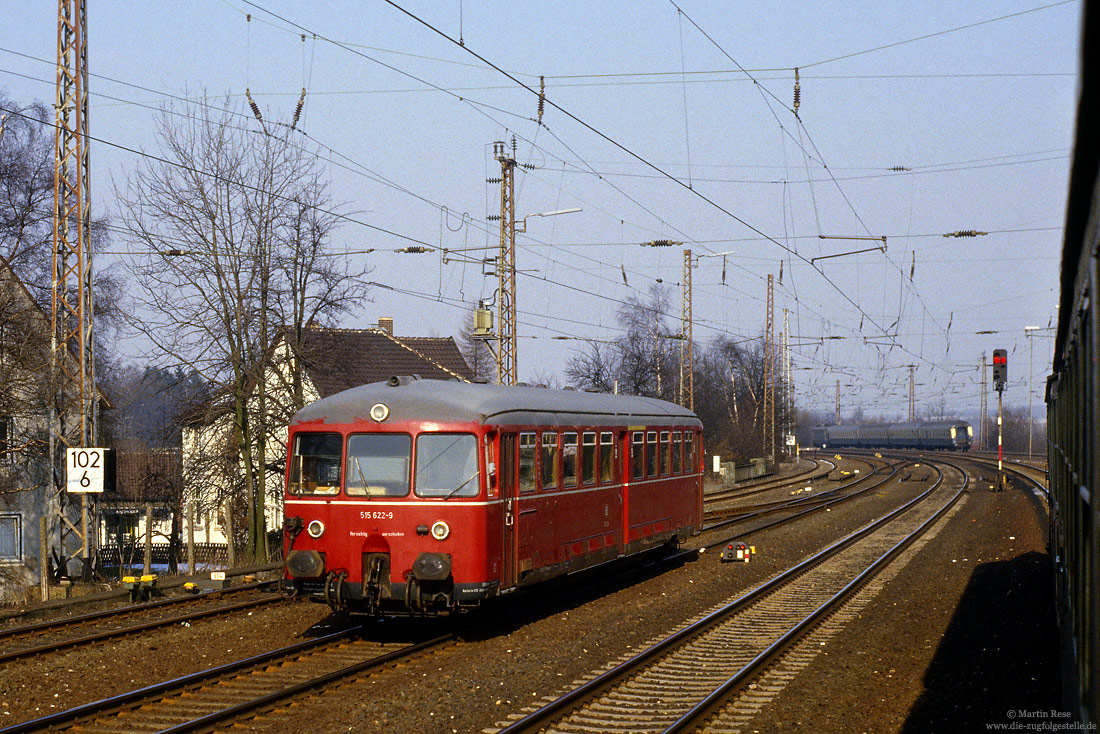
(541, 432), (560, 489)
(345, 433), (411, 496)
(415, 433), (479, 498)
(290, 432), (343, 495)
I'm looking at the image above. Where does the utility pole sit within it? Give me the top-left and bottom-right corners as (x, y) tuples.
(908, 365), (916, 422)
(783, 309), (793, 455)
(679, 249), (694, 410)
(50, 0), (97, 594)
(493, 140), (517, 385)
(979, 352), (988, 451)
(763, 274), (775, 459)
(835, 379), (840, 425)
(1024, 326), (1044, 460)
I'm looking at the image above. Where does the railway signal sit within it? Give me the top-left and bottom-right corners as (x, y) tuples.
(992, 349), (1008, 391)
(991, 347), (1008, 490)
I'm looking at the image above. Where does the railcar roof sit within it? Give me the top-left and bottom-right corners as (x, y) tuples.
(291, 378), (701, 428)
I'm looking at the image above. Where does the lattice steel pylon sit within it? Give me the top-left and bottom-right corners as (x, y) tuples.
(50, 0), (97, 586)
(493, 141), (517, 385)
(763, 274), (775, 459)
(679, 249), (694, 410)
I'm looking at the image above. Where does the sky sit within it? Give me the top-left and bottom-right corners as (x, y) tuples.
(0, 1), (1080, 421)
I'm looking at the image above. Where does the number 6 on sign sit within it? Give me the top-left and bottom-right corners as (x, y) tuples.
(67, 448), (105, 493)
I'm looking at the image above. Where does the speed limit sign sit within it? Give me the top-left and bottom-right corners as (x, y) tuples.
(67, 448), (106, 493)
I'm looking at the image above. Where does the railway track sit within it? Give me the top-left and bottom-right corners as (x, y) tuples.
(0, 622), (453, 733)
(488, 459), (967, 734)
(703, 458), (832, 505)
(700, 456), (904, 546)
(0, 584), (285, 664)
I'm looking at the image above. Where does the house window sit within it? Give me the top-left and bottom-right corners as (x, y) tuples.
(0, 514), (21, 561)
(0, 417), (13, 465)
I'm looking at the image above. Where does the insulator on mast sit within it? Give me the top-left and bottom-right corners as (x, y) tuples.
(793, 67), (801, 115)
(291, 88), (306, 130)
(537, 75), (545, 125)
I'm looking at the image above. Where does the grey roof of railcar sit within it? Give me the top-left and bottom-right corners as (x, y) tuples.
(291, 377), (701, 428)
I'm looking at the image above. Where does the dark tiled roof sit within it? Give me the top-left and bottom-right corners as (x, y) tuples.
(297, 328), (473, 397)
(108, 450), (180, 503)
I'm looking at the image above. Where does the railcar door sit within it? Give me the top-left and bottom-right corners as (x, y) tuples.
(500, 433), (519, 589)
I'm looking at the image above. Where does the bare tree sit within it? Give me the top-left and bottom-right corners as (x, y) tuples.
(116, 98), (369, 561)
(567, 284), (677, 399)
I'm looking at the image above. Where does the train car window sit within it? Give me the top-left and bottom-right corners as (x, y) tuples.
(685, 432), (696, 472)
(485, 434), (497, 497)
(541, 432), (560, 489)
(345, 433), (411, 496)
(289, 432), (343, 495)
(646, 432), (658, 477)
(672, 432), (682, 474)
(659, 431), (670, 475)
(599, 432), (615, 483)
(581, 432), (596, 484)
(500, 433), (516, 497)
(415, 433), (479, 498)
(518, 432), (536, 493)
(631, 432), (644, 479)
(562, 432), (578, 488)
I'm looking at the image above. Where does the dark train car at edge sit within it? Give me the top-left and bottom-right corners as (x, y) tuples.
(811, 421), (972, 451)
(282, 377), (704, 615)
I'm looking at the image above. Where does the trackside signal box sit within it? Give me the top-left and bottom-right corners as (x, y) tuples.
(992, 349), (1008, 391)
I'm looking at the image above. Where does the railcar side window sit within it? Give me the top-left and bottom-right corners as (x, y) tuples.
(631, 432), (644, 479)
(415, 434), (479, 498)
(289, 432), (343, 495)
(659, 431), (670, 475)
(541, 432), (560, 489)
(562, 433), (578, 488)
(672, 432), (682, 474)
(686, 432), (696, 471)
(646, 432), (658, 477)
(345, 433), (411, 496)
(581, 432), (596, 484)
(518, 432), (536, 492)
(600, 432), (615, 483)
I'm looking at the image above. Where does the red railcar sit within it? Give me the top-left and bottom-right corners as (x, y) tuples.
(282, 376), (703, 615)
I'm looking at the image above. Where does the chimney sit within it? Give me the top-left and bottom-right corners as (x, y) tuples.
(377, 317), (394, 335)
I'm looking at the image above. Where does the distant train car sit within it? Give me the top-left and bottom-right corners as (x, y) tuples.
(282, 377), (704, 616)
(812, 421), (972, 451)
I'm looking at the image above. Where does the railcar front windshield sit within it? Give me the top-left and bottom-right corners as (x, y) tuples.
(289, 432), (343, 495)
(345, 434), (412, 496)
(415, 433), (479, 498)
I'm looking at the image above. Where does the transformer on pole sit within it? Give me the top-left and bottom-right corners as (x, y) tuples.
(50, 0), (97, 591)
(493, 141), (517, 386)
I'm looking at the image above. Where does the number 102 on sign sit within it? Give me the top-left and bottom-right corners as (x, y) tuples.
(67, 448), (106, 493)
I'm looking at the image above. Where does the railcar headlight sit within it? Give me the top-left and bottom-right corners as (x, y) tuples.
(430, 520), (450, 541)
(370, 403), (389, 422)
(307, 520), (325, 539)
